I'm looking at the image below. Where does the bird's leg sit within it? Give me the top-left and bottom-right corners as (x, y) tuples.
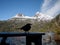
(26, 31), (30, 35)
(25, 31), (29, 34)
(28, 31), (29, 34)
(25, 31), (27, 34)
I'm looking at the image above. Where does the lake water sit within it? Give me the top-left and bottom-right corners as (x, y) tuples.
(0, 36), (57, 45)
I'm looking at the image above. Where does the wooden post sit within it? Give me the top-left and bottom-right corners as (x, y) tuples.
(0, 37), (9, 45)
(26, 34), (43, 45)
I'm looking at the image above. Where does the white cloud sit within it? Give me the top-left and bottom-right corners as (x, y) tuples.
(41, 0), (60, 17)
(45, 1), (60, 16)
(41, 0), (53, 12)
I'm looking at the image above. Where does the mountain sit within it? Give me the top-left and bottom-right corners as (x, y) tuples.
(48, 14), (60, 34)
(53, 14), (60, 29)
(10, 13), (36, 21)
(0, 14), (60, 34)
(34, 12), (53, 21)
(9, 12), (53, 21)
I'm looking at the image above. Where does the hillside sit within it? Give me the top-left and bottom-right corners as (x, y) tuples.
(0, 14), (60, 34)
(50, 14), (60, 34)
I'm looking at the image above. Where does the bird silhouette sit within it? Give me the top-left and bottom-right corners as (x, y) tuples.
(20, 23), (32, 32)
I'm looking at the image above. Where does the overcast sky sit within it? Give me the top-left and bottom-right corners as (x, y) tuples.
(0, 0), (60, 20)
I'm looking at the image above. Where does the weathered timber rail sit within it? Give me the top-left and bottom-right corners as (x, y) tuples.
(0, 32), (45, 45)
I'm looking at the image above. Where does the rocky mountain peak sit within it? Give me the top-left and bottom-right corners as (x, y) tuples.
(34, 12), (53, 20)
(35, 11), (41, 17)
(14, 13), (24, 18)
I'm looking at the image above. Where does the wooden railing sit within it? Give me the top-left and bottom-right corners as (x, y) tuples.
(0, 32), (45, 45)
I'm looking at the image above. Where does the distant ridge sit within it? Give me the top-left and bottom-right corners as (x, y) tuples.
(9, 11), (53, 21)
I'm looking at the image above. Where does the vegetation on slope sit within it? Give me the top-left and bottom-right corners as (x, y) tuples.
(0, 14), (60, 34)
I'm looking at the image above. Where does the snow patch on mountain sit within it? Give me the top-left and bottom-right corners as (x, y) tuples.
(12, 13), (36, 19)
(35, 11), (53, 20)
(13, 13), (25, 18)
(10, 12), (53, 21)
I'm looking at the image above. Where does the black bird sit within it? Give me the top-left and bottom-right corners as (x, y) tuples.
(20, 23), (32, 32)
